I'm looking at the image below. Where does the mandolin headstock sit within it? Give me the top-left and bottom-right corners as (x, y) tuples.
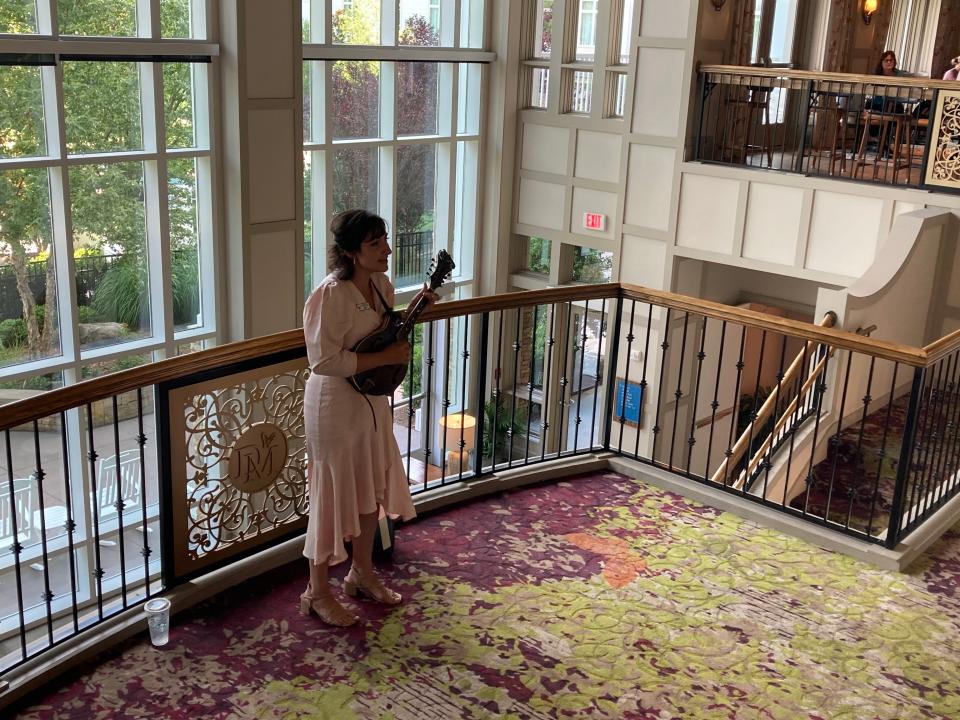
(427, 249), (456, 291)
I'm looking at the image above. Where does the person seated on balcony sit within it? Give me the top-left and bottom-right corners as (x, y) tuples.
(867, 50), (910, 112)
(300, 208), (438, 627)
(943, 56), (960, 81)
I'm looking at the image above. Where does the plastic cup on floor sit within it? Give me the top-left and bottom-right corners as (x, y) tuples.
(144, 598), (171, 646)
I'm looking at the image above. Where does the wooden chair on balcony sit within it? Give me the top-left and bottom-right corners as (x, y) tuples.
(731, 85), (775, 168)
(852, 99), (915, 182)
(804, 92), (855, 177)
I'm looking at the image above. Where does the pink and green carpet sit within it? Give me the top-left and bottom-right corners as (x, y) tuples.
(13, 471), (960, 719)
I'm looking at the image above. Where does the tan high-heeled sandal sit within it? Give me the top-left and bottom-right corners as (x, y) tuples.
(298, 585), (358, 627)
(343, 567), (402, 605)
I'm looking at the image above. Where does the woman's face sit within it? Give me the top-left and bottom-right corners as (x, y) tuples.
(881, 54), (897, 74)
(350, 231), (391, 274)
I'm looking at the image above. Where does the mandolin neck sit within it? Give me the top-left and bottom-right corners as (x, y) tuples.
(396, 291), (434, 342)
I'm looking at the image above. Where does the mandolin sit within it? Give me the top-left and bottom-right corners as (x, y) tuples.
(349, 249), (455, 396)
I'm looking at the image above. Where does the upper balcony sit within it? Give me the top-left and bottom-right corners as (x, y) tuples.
(692, 65), (960, 195)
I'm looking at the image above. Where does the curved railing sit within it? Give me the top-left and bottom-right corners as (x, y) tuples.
(2, 281), (960, 704)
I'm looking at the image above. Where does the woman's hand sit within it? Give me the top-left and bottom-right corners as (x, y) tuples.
(379, 339), (412, 367)
(412, 283), (440, 308)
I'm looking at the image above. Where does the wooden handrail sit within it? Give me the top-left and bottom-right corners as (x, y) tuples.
(0, 281), (949, 432)
(700, 64), (960, 92)
(710, 313), (835, 488)
(621, 284), (924, 366)
(923, 327), (960, 365)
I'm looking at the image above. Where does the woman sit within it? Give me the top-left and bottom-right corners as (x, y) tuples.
(874, 50), (904, 77)
(301, 209), (437, 626)
(943, 56), (960, 81)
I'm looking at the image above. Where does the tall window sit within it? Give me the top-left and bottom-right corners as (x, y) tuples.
(0, 1), (217, 386)
(303, 0), (486, 294)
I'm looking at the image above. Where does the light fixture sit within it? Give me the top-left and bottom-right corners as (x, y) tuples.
(711, 0), (725, 10)
(439, 413), (476, 473)
(863, 0), (878, 25)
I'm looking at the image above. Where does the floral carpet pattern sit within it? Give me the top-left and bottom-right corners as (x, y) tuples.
(14, 471), (960, 719)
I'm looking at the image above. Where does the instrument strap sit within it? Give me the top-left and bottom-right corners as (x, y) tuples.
(369, 278), (392, 315)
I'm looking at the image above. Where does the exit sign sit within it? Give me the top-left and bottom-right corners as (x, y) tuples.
(583, 212), (606, 231)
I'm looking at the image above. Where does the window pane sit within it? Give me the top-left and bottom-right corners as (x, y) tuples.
(571, 246), (613, 283)
(395, 144), (436, 287)
(571, 70), (592, 114)
(576, 0), (596, 61)
(460, 0), (483, 48)
(168, 158), (201, 332)
(0, 169), (60, 369)
(0, 65), (47, 158)
(529, 67), (549, 109)
(0, 1), (37, 34)
(454, 140), (477, 279)
(333, 0), (381, 45)
(620, 0), (634, 64)
(164, 63), (196, 149)
(399, 1), (439, 46)
(70, 163), (150, 350)
(161, 0), (194, 38)
(457, 64), (481, 134)
(303, 150), (315, 292)
(59, 0), (137, 36)
(613, 72), (627, 117)
(525, 236), (551, 274)
(397, 62), (438, 136)
(535, 0), (553, 58)
(63, 61), (143, 154)
(332, 146), (379, 215)
(331, 60), (380, 140)
(303, 61), (325, 144)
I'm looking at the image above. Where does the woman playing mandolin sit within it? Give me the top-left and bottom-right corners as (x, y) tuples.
(300, 209), (438, 626)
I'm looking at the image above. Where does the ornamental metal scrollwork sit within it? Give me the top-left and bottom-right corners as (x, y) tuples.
(178, 366), (309, 561)
(925, 91), (960, 190)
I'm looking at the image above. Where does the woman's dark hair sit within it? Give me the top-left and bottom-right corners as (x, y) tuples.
(874, 50), (897, 75)
(327, 209), (388, 280)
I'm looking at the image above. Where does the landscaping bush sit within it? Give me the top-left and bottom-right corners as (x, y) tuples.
(92, 256), (146, 330)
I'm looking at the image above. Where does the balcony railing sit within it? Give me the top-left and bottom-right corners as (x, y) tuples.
(694, 65), (960, 192)
(2, 282), (960, 699)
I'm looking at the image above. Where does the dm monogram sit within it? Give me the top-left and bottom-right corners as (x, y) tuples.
(226, 422), (288, 493)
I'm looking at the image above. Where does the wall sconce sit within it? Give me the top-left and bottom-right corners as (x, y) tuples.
(439, 413), (476, 473)
(863, 0), (878, 25)
(711, 0), (726, 10)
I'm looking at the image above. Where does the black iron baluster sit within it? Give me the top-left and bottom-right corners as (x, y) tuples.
(458, 315), (476, 480)
(31, 420), (55, 645)
(136, 389), (150, 595)
(703, 320), (727, 480)
(440, 318), (452, 481)
(905, 362), (939, 525)
(668, 311), (690, 471)
(60, 411), (79, 633)
(589, 298), (607, 451)
(5, 429), (28, 661)
(824, 350), (854, 523)
(633, 303), (654, 460)
(473, 313), (487, 478)
(650, 308), (672, 463)
(781, 340), (811, 507)
(111, 397), (128, 606)
(524, 304), (540, 463)
(572, 299), (591, 455)
(540, 303), (557, 463)
(508, 306), (522, 467)
(866, 364), (900, 537)
(404, 324), (415, 488)
(845, 357), (877, 530)
(615, 299), (636, 454)
(937, 350), (960, 505)
(738, 330), (768, 493)
(85, 403), (105, 620)
(685, 316), (708, 477)
(557, 301), (574, 456)
(423, 320), (436, 487)
(919, 356), (951, 518)
(721, 324), (748, 488)
(758, 334), (789, 502)
(800, 346), (833, 515)
(887, 367), (926, 548)
(492, 310), (505, 470)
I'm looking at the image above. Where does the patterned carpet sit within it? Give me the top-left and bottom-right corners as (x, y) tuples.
(13, 471), (960, 719)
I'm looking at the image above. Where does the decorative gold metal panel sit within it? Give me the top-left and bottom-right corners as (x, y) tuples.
(924, 89), (960, 191)
(166, 358), (309, 577)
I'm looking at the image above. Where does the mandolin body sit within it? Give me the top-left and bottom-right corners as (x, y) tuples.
(349, 313), (408, 396)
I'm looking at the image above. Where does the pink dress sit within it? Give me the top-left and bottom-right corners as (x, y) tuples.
(302, 272), (415, 566)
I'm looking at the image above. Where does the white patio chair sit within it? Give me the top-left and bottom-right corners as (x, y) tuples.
(0, 480), (34, 552)
(94, 450), (151, 544)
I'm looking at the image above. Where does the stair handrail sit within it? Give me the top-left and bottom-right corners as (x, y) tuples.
(711, 312), (836, 487)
